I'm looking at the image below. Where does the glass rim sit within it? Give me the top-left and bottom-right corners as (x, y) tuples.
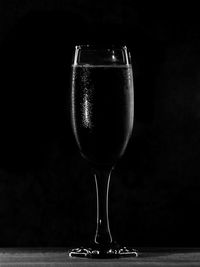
(73, 44), (132, 66)
(75, 44), (128, 51)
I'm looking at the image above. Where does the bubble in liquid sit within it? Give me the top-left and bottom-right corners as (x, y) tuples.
(81, 67), (93, 129)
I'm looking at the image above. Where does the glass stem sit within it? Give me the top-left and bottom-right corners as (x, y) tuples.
(94, 168), (113, 246)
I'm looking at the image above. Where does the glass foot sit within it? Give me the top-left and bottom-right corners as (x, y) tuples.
(69, 244), (138, 258)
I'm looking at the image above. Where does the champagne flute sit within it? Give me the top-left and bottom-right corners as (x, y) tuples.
(69, 45), (138, 258)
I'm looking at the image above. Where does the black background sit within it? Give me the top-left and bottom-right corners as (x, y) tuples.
(1, 1), (200, 247)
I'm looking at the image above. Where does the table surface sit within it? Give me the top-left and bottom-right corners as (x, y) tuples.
(1, 248), (200, 266)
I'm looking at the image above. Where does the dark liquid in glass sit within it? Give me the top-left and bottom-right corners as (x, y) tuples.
(71, 65), (134, 169)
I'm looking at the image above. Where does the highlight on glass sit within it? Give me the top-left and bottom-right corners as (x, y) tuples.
(69, 45), (138, 258)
